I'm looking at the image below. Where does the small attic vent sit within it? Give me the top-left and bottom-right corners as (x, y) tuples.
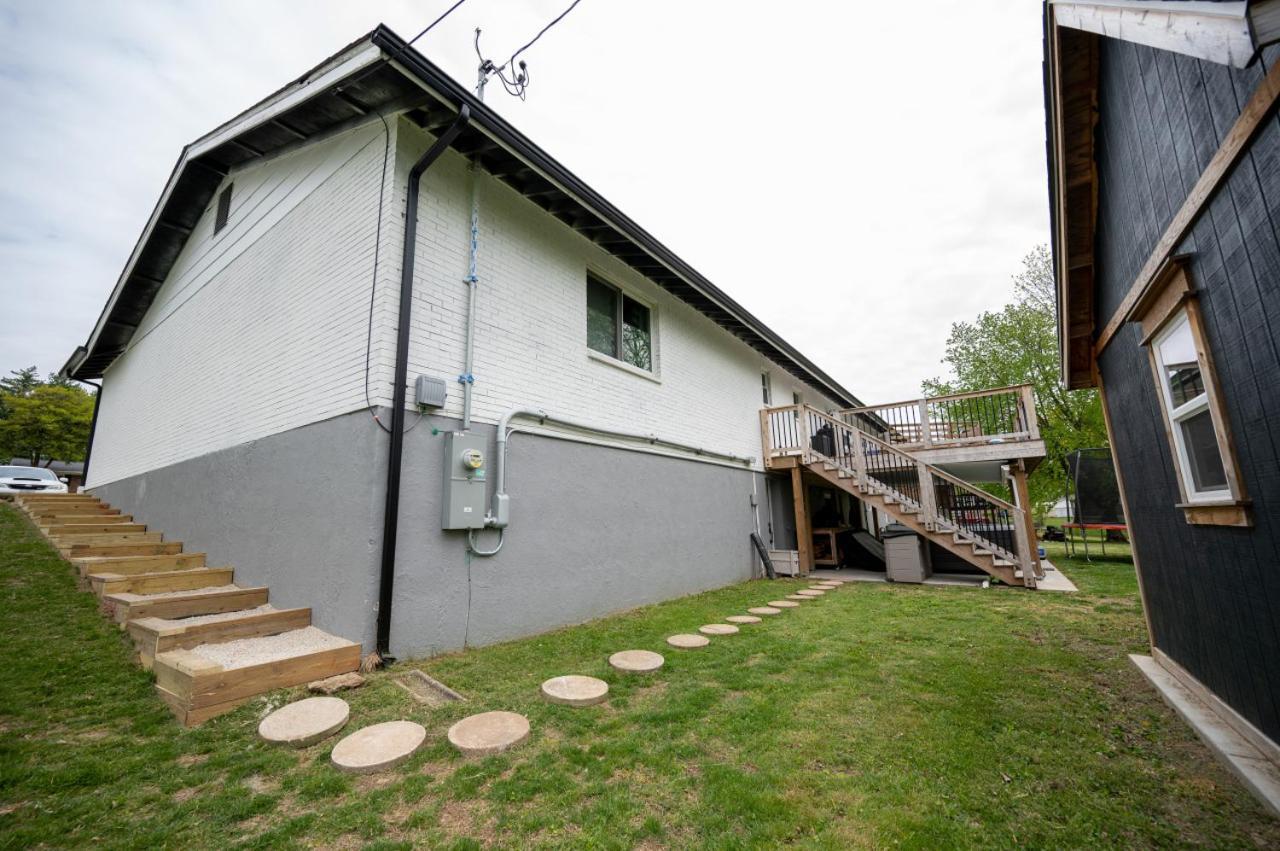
(214, 184), (233, 234)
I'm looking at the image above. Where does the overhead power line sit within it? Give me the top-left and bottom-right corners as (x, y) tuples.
(475, 0), (587, 101)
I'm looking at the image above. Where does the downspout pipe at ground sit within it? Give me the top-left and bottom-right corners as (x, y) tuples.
(376, 105), (472, 662)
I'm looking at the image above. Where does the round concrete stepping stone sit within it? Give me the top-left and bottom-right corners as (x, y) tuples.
(725, 615), (762, 624)
(811, 584), (838, 590)
(258, 696), (349, 748)
(609, 649), (665, 672)
(748, 606), (782, 615)
(769, 600), (800, 608)
(699, 623), (740, 636)
(785, 594), (810, 601)
(541, 675), (609, 706)
(330, 720), (426, 774)
(796, 589), (825, 597)
(447, 711), (530, 756)
(667, 633), (711, 648)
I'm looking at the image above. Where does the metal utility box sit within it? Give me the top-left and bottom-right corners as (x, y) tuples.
(441, 432), (488, 530)
(416, 375), (447, 409)
(883, 523), (932, 583)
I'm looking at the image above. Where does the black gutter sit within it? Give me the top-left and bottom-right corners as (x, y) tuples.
(368, 25), (862, 410)
(80, 380), (103, 487)
(375, 104), (472, 662)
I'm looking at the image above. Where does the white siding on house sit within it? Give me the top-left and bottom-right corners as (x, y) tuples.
(391, 122), (842, 466)
(88, 122), (395, 486)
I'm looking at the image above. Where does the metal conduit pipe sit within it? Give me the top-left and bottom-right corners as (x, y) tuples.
(461, 167), (480, 430)
(376, 105), (472, 662)
(465, 407), (756, 557)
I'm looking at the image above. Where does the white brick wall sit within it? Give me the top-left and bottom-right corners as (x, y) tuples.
(88, 123), (394, 486)
(89, 115), (846, 485)
(393, 121), (842, 465)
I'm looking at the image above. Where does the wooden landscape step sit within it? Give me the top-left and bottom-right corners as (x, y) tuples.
(40, 513), (133, 526)
(46, 522), (147, 537)
(27, 505), (120, 518)
(89, 567), (234, 598)
(72, 552), (205, 579)
(104, 585), (269, 624)
(64, 541), (182, 559)
(58, 532), (165, 554)
(127, 606), (311, 670)
(153, 627), (361, 726)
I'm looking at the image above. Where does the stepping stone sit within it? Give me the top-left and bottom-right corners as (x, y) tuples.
(748, 606), (782, 615)
(769, 600), (800, 608)
(541, 675), (609, 707)
(667, 633), (710, 649)
(609, 649), (665, 672)
(331, 720), (426, 774)
(699, 624), (739, 636)
(811, 584), (838, 590)
(796, 590), (825, 597)
(258, 696), (349, 748)
(725, 615), (762, 624)
(447, 711), (530, 756)
(786, 594), (810, 601)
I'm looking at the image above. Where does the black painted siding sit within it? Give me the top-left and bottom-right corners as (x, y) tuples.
(1093, 39), (1280, 742)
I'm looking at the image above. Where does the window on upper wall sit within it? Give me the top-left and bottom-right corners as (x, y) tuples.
(1133, 260), (1249, 527)
(586, 274), (652, 372)
(214, 183), (233, 234)
(761, 373), (772, 405)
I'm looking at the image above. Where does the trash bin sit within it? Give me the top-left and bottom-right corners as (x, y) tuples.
(883, 522), (932, 583)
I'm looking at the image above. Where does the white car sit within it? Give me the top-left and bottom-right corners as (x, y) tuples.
(0, 465), (70, 495)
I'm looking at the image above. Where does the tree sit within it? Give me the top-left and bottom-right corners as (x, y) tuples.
(923, 246), (1107, 516)
(0, 370), (96, 465)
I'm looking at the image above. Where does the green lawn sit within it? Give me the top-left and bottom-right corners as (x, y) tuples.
(1, 503), (1275, 849)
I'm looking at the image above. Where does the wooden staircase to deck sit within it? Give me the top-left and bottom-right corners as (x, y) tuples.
(762, 389), (1046, 588)
(12, 493), (360, 725)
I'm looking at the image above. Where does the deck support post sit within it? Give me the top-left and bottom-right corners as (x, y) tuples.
(791, 465), (813, 576)
(916, 461), (938, 530)
(1010, 460), (1042, 583)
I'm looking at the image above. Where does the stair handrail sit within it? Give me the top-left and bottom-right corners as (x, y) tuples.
(787, 405), (1035, 583)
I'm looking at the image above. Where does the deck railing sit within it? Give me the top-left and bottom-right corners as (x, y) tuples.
(835, 384), (1039, 451)
(760, 403), (1037, 583)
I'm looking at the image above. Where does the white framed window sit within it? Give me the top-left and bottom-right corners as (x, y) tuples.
(761, 372), (772, 405)
(1152, 310), (1228, 502)
(586, 274), (653, 373)
(1133, 260), (1249, 526)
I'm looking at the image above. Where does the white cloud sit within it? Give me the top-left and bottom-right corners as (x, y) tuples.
(0, 0), (1049, 403)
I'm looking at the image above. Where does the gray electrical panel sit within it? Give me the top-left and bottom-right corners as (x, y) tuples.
(442, 431), (488, 529)
(416, 375), (447, 409)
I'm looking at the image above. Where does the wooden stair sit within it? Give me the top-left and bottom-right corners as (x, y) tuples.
(12, 492), (360, 725)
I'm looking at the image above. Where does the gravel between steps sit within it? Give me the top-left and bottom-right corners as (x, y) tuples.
(113, 584), (240, 602)
(192, 626), (352, 670)
(152, 604), (276, 628)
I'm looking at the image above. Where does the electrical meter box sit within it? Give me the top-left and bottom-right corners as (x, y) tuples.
(442, 431), (488, 529)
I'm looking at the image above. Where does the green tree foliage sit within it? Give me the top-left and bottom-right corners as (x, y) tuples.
(923, 246), (1107, 515)
(0, 368), (96, 465)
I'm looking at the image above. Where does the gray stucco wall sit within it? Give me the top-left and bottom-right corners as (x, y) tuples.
(91, 410), (766, 660)
(90, 409), (387, 651)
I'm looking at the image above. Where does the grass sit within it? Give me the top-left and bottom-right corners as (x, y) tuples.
(1, 502), (1276, 849)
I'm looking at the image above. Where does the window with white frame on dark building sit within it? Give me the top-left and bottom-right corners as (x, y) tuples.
(586, 274), (652, 372)
(1132, 260), (1249, 526)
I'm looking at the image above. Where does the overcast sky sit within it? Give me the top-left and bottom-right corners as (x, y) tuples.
(0, 0), (1049, 404)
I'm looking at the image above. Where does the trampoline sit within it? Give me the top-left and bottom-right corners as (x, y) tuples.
(1063, 448), (1127, 561)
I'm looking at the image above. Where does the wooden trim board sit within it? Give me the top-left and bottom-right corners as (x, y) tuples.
(1095, 61), (1280, 354)
(105, 586), (269, 623)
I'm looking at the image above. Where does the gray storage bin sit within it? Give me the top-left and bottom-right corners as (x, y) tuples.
(883, 523), (932, 583)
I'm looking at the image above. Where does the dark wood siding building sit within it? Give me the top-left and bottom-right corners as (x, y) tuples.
(1046, 0), (1280, 814)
